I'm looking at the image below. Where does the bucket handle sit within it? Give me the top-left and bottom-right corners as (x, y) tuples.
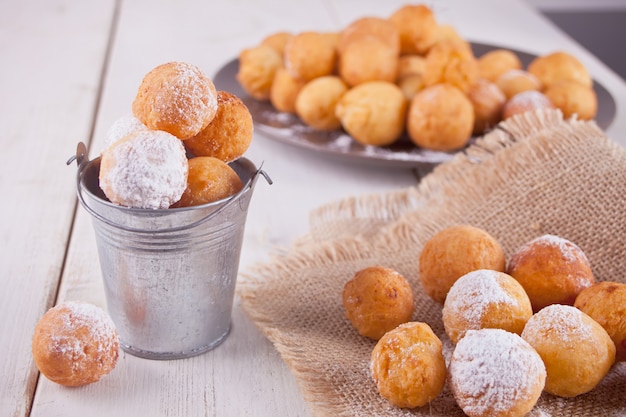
(68, 142), (272, 234)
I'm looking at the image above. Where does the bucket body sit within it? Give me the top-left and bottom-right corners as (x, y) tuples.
(77, 155), (261, 360)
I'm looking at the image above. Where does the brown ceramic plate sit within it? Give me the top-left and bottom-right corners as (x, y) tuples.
(213, 42), (616, 169)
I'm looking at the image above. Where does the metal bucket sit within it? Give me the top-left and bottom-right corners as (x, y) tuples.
(70, 142), (270, 360)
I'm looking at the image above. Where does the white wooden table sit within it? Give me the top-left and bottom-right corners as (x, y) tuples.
(2, 1), (626, 416)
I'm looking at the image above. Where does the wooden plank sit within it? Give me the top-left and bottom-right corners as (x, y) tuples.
(0, 1), (116, 416)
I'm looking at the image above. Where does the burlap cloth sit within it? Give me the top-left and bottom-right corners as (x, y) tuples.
(237, 109), (626, 417)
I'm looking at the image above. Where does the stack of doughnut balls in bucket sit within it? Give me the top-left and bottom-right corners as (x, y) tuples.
(237, 3), (597, 151)
(31, 61), (253, 386)
(342, 224), (626, 416)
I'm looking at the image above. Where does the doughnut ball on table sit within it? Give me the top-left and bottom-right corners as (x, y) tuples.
(337, 16), (400, 56)
(132, 61), (218, 140)
(284, 31), (337, 82)
(478, 49), (523, 83)
(496, 69), (541, 100)
(407, 83), (474, 152)
(172, 157), (243, 208)
(342, 266), (415, 340)
(442, 270), (533, 344)
(545, 79), (598, 120)
(502, 90), (554, 120)
(99, 130), (188, 209)
(370, 322), (446, 408)
(575, 281), (626, 361)
(338, 36), (399, 86)
(32, 301), (119, 387)
(467, 79), (506, 135)
(236, 45), (283, 101)
(295, 76), (348, 131)
(521, 304), (615, 397)
(527, 51), (592, 89)
(506, 234), (595, 312)
(184, 91), (253, 163)
(418, 224), (506, 304)
(260, 31), (293, 56)
(335, 81), (407, 146)
(269, 67), (306, 114)
(449, 328), (546, 417)
(423, 40), (479, 93)
(388, 4), (439, 55)
(104, 114), (147, 148)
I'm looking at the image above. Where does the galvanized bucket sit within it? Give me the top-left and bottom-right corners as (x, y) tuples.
(70, 142), (270, 360)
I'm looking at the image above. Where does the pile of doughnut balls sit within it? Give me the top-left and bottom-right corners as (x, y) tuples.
(100, 61), (254, 210)
(342, 225), (625, 417)
(236, 3), (597, 152)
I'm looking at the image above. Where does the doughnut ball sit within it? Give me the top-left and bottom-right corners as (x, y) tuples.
(528, 51), (592, 89)
(269, 67), (306, 113)
(478, 49), (523, 83)
(284, 31), (337, 82)
(521, 304), (615, 397)
(449, 329), (546, 417)
(502, 90), (554, 120)
(172, 157), (243, 208)
(338, 36), (399, 86)
(132, 62), (218, 140)
(295, 75), (348, 131)
(506, 234), (595, 312)
(419, 224), (506, 304)
(575, 281), (626, 361)
(236, 45), (283, 101)
(370, 322), (446, 408)
(545, 79), (598, 120)
(32, 301), (119, 387)
(467, 79), (506, 135)
(388, 4), (439, 55)
(397, 54), (426, 79)
(423, 40), (479, 93)
(104, 115), (147, 149)
(184, 91), (253, 163)
(443, 270), (533, 344)
(407, 83), (474, 151)
(99, 130), (188, 209)
(342, 266), (415, 340)
(496, 69), (541, 100)
(335, 80), (407, 146)
(338, 16), (400, 56)
(260, 31), (293, 56)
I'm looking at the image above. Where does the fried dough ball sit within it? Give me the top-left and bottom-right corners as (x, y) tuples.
(388, 4), (439, 55)
(397, 74), (425, 100)
(506, 234), (595, 312)
(397, 54), (426, 79)
(284, 31), (337, 82)
(172, 157), (243, 208)
(478, 49), (523, 83)
(335, 80), (407, 146)
(295, 75), (348, 131)
(422, 40), (478, 94)
(370, 322), (446, 408)
(342, 266), (415, 340)
(406, 83), (474, 151)
(502, 90), (555, 120)
(338, 36), (399, 86)
(545, 79), (598, 120)
(99, 130), (188, 209)
(32, 302), (119, 387)
(575, 281), (626, 361)
(496, 69), (541, 99)
(132, 62), (218, 140)
(269, 67), (306, 114)
(184, 91), (253, 163)
(467, 79), (506, 134)
(419, 225), (506, 304)
(443, 270), (533, 344)
(521, 304), (615, 397)
(260, 31), (293, 56)
(338, 16), (400, 56)
(236, 45), (283, 101)
(449, 329), (546, 417)
(528, 51), (592, 89)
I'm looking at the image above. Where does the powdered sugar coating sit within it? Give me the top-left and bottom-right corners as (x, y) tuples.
(99, 130), (188, 209)
(449, 328), (546, 417)
(521, 304), (593, 344)
(104, 114), (148, 148)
